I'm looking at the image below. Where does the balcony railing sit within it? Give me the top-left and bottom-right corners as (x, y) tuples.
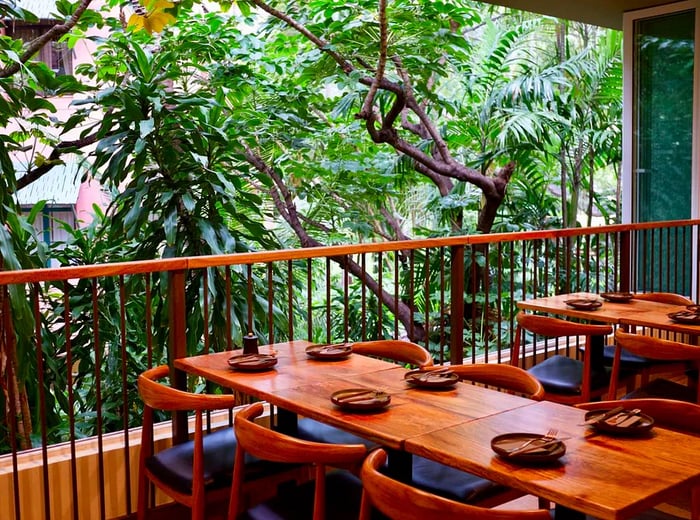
(1, 219), (699, 519)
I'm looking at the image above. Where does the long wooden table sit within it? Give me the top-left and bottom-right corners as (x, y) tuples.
(174, 340), (700, 520)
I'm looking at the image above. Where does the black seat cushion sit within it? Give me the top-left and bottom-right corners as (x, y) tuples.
(623, 377), (697, 403)
(601, 345), (658, 367)
(240, 470), (387, 520)
(146, 427), (293, 495)
(528, 355), (610, 395)
(295, 417), (379, 449)
(410, 455), (508, 503)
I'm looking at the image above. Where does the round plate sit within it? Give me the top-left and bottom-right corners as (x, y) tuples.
(564, 297), (603, 311)
(583, 409), (654, 435)
(404, 369), (459, 388)
(228, 353), (278, 371)
(330, 388), (391, 411)
(491, 433), (566, 464)
(600, 292), (634, 303)
(668, 308), (700, 324)
(306, 343), (353, 360)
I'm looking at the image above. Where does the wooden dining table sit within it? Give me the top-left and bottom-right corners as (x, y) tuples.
(174, 340), (700, 520)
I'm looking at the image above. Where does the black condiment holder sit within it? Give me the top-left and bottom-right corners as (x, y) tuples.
(242, 332), (259, 354)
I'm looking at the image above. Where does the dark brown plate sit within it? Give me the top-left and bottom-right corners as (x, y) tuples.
(491, 432), (566, 464)
(584, 409), (654, 435)
(404, 369), (459, 388)
(600, 292), (634, 303)
(331, 388), (391, 411)
(306, 343), (353, 360)
(228, 353), (278, 371)
(564, 297), (603, 311)
(668, 309), (700, 324)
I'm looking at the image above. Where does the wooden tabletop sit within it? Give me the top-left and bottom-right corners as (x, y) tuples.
(174, 341), (535, 450)
(405, 400), (700, 520)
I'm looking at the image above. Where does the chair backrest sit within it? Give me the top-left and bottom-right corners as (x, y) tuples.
(352, 339), (433, 368)
(229, 402), (367, 520)
(358, 449), (551, 520)
(576, 398), (700, 435)
(448, 364), (545, 400)
(138, 365), (238, 412)
(614, 330), (700, 363)
(632, 292), (694, 306)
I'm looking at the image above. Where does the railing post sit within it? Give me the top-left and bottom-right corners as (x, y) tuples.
(168, 269), (188, 444)
(450, 245), (465, 365)
(619, 229), (632, 292)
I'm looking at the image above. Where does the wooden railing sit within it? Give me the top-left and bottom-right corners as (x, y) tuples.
(1, 220), (699, 519)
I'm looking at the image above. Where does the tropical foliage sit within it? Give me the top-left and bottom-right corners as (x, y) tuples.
(0, 0), (622, 451)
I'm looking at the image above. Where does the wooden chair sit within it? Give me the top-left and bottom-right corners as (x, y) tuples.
(359, 448), (552, 520)
(137, 366), (302, 520)
(229, 402), (368, 520)
(609, 330), (700, 403)
(409, 363), (544, 506)
(601, 292), (694, 386)
(295, 339), (433, 446)
(511, 312), (614, 404)
(576, 398), (700, 519)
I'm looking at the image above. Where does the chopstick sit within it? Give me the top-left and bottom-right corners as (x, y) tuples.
(581, 406), (625, 425)
(335, 390), (377, 403)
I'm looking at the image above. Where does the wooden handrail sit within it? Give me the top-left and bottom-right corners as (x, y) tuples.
(2, 219), (698, 285)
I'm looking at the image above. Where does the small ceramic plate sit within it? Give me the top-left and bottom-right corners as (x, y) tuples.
(228, 353), (278, 371)
(600, 292), (634, 303)
(330, 388), (391, 411)
(668, 308), (700, 324)
(491, 433), (566, 464)
(404, 369), (460, 388)
(305, 343), (353, 360)
(583, 409), (654, 435)
(564, 297), (603, 311)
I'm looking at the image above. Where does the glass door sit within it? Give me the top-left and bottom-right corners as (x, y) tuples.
(624, 4), (697, 294)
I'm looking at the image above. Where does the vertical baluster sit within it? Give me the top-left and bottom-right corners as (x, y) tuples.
(92, 279), (106, 519)
(32, 283), (51, 520)
(377, 251), (384, 340)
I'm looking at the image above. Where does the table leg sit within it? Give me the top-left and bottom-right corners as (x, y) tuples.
(275, 407), (298, 434)
(385, 448), (412, 481)
(554, 504), (585, 520)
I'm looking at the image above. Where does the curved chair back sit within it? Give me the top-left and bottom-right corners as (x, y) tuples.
(352, 339), (433, 368)
(229, 402), (367, 520)
(576, 398), (700, 435)
(358, 449), (551, 520)
(632, 292), (694, 306)
(448, 364), (545, 400)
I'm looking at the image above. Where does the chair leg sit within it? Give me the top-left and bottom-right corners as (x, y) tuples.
(136, 475), (148, 520)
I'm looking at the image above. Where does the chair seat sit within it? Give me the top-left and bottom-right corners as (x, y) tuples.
(623, 377), (697, 403)
(240, 470), (373, 520)
(146, 428), (291, 495)
(528, 355), (610, 395)
(602, 345), (659, 367)
(296, 417), (379, 449)
(410, 456), (508, 503)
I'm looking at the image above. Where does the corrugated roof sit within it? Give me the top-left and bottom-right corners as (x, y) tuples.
(5, 0), (59, 20)
(14, 162), (83, 207)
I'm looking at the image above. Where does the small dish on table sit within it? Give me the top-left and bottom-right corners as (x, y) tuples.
(305, 343), (353, 360)
(583, 408), (654, 435)
(491, 432), (566, 464)
(228, 353), (278, 371)
(600, 292), (634, 303)
(404, 368), (459, 388)
(564, 297), (603, 311)
(668, 306), (700, 324)
(330, 388), (391, 411)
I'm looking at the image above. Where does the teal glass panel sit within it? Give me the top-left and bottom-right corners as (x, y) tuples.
(634, 10), (694, 292)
